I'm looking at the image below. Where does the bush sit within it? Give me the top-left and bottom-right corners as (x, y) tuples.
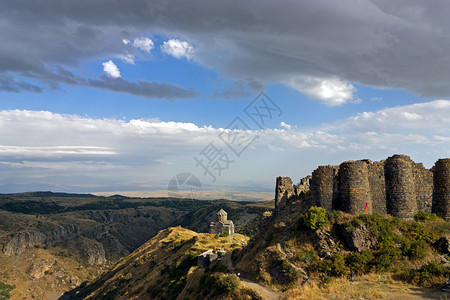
(0, 281), (14, 300)
(317, 254), (349, 277)
(408, 240), (429, 259)
(199, 274), (238, 296)
(414, 212), (439, 221)
(347, 250), (374, 272)
(296, 249), (317, 264)
(303, 206), (327, 230)
(215, 275), (239, 295)
(406, 222), (436, 243)
(374, 252), (392, 271)
(219, 231), (229, 237)
(409, 262), (450, 286)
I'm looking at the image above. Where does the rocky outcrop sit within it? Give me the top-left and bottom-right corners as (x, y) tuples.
(82, 242), (106, 265)
(83, 225), (127, 255)
(2, 224), (80, 256)
(342, 224), (377, 252)
(84, 211), (132, 224)
(30, 258), (56, 279)
(434, 237), (450, 255)
(313, 229), (339, 257)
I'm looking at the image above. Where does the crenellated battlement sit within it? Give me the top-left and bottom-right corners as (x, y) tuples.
(275, 155), (450, 220)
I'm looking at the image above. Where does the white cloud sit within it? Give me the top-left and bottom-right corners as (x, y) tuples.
(286, 76), (359, 106)
(119, 54), (135, 64)
(122, 39), (130, 45)
(161, 39), (194, 59)
(335, 100), (450, 133)
(133, 37), (154, 53)
(0, 100), (448, 192)
(280, 122), (291, 130)
(102, 60), (121, 78)
(0, 145), (116, 157)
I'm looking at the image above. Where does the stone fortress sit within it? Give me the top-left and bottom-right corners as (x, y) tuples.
(275, 154), (450, 221)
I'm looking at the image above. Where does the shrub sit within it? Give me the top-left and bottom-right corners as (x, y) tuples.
(406, 222), (436, 243)
(0, 281), (14, 300)
(296, 249), (318, 264)
(215, 275), (239, 295)
(409, 262), (450, 286)
(414, 212), (439, 221)
(199, 274), (239, 296)
(219, 231), (229, 237)
(347, 250), (374, 272)
(303, 206), (327, 230)
(408, 240), (429, 260)
(317, 254), (349, 277)
(377, 252), (394, 269)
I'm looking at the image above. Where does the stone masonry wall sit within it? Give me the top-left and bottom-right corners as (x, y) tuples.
(338, 161), (372, 214)
(385, 155), (417, 220)
(413, 163), (433, 213)
(276, 155), (448, 220)
(275, 176), (294, 210)
(310, 166), (339, 211)
(433, 159), (450, 221)
(368, 161), (386, 214)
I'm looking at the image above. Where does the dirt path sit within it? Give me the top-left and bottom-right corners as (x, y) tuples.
(241, 278), (284, 300)
(227, 252), (284, 299)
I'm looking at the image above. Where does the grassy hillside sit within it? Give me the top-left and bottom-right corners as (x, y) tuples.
(65, 227), (253, 300)
(59, 206), (450, 299)
(235, 207), (450, 299)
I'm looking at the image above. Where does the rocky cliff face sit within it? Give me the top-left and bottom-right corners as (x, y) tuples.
(2, 225), (109, 266)
(80, 241), (107, 265)
(2, 224), (80, 256)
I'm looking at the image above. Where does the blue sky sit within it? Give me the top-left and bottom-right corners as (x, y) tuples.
(0, 1), (449, 196)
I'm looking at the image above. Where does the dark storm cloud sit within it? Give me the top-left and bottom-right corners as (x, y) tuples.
(0, 75), (42, 93)
(88, 76), (198, 100)
(2, 0), (450, 100)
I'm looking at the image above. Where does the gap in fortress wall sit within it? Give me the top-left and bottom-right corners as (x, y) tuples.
(275, 155), (450, 221)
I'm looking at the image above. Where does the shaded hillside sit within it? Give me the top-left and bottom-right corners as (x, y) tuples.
(63, 227), (254, 300)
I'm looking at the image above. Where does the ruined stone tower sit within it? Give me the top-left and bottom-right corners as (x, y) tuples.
(275, 176), (294, 209)
(385, 155), (418, 220)
(433, 158), (450, 221)
(339, 161), (372, 214)
(310, 166), (339, 211)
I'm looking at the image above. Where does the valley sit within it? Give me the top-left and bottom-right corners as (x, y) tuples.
(0, 192), (270, 299)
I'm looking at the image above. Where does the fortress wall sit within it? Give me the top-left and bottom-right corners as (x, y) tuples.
(310, 166), (339, 211)
(275, 176), (294, 210)
(413, 163), (433, 213)
(294, 175), (312, 197)
(432, 159), (450, 221)
(385, 155), (417, 219)
(338, 161), (372, 214)
(368, 161), (387, 214)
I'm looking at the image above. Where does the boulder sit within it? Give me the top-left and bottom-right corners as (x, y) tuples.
(342, 224), (378, 252)
(434, 237), (450, 255)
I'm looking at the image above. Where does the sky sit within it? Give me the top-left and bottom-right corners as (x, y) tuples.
(0, 0), (449, 196)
